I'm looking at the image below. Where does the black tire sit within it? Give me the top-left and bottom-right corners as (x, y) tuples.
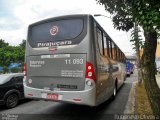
(124, 75), (126, 81)
(5, 94), (19, 109)
(127, 74), (130, 77)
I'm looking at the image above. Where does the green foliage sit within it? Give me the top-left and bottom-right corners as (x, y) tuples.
(10, 67), (20, 73)
(0, 39), (26, 68)
(0, 70), (3, 74)
(96, 0), (160, 34)
(130, 24), (144, 51)
(132, 0), (160, 32)
(0, 39), (9, 48)
(19, 39), (26, 49)
(96, 0), (134, 31)
(3, 66), (9, 74)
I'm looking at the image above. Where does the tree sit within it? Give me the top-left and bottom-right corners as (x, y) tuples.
(0, 39), (9, 48)
(10, 67), (20, 73)
(0, 39), (25, 72)
(0, 45), (14, 67)
(130, 22), (144, 84)
(0, 39), (10, 66)
(96, 0), (160, 115)
(3, 66), (9, 74)
(132, 0), (160, 115)
(19, 39), (26, 49)
(18, 40), (26, 64)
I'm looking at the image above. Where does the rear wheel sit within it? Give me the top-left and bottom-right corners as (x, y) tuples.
(6, 94), (19, 108)
(111, 84), (117, 100)
(124, 75), (126, 81)
(127, 74), (130, 77)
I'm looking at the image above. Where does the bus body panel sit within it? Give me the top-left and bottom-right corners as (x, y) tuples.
(92, 22), (113, 105)
(27, 54), (86, 91)
(24, 78), (96, 106)
(92, 19), (126, 105)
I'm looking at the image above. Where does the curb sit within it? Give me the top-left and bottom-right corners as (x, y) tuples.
(123, 81), (137, 114)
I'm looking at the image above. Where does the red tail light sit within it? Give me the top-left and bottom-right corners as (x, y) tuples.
(85, 62), (96, 81)
(23, 63), (27, 76)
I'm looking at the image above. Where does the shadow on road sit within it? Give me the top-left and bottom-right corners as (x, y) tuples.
(0, 99), (32, 111)
(25, 82), (132, 120)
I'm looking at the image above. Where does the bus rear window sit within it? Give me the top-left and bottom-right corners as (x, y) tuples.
(28, 18), (85, 48)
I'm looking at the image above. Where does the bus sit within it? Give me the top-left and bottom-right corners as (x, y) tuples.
(23, 14), (126, 106)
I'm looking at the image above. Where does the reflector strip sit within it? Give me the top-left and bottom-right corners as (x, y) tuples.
(28, 93), (33, 96)
(73, 98), (81, 102)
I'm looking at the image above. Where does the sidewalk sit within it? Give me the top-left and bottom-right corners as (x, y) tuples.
(124, 70), (138, 114)
(124, 70), (160, 114)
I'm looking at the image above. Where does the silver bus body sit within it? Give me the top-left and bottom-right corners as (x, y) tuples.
(24, 14), (126, 106)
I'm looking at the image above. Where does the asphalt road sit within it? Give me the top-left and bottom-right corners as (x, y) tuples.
(0, 71), (137, 120)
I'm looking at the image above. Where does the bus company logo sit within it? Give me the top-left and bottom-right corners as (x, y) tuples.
(50, 26), (59, 36)
(37, 41), (72, 47)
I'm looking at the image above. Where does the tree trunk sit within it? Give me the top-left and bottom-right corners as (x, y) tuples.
(143, 31), (160, 115)
(134, 22), (143, 84)
(136, 44), (143, 84)
(136, 48), (143, 85)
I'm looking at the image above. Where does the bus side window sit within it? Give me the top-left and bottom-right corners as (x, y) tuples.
(115, 45), (118, 60)
(116, 47), (119, 61)
(108, 39), (113, 59)
(119, 50), (122, 62)
(112, 42), (116, 60)
(97, 27), (104, 55)
(103, 35), (108, 57)
(120, 52), (123, 62)
(117, 48), (120, 62)
(105, 35), (110, 58)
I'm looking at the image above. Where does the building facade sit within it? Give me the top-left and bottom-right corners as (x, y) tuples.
(156, 39), (160, 68)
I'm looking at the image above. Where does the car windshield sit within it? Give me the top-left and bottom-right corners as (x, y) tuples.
(0, 74), (10, 85)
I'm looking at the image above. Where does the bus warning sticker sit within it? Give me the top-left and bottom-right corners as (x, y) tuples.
(61, 70), (83, 78)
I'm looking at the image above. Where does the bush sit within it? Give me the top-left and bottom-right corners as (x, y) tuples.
(10, 67), (20, 73)
(3, 66), (9, 73)
(0, 70), (3, 74)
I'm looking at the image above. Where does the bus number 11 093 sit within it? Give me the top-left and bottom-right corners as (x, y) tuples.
(65, 59), (84, 65)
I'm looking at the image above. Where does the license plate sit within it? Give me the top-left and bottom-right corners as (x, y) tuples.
(47, 93), (58, 100)
(41, 93), (59, 100)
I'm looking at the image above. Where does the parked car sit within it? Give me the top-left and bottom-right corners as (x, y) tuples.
(0, 73), (24, 108)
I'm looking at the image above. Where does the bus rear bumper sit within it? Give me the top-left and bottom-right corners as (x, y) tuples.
(24, 85), (96, 106)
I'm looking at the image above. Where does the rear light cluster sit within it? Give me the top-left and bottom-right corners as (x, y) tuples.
(23, 63), (27, 76)
(85, 62), (96, 81)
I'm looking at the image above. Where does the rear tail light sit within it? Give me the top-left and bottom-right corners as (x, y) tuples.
(23, 63), (27, 76)
(85, 62), (96, 81)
